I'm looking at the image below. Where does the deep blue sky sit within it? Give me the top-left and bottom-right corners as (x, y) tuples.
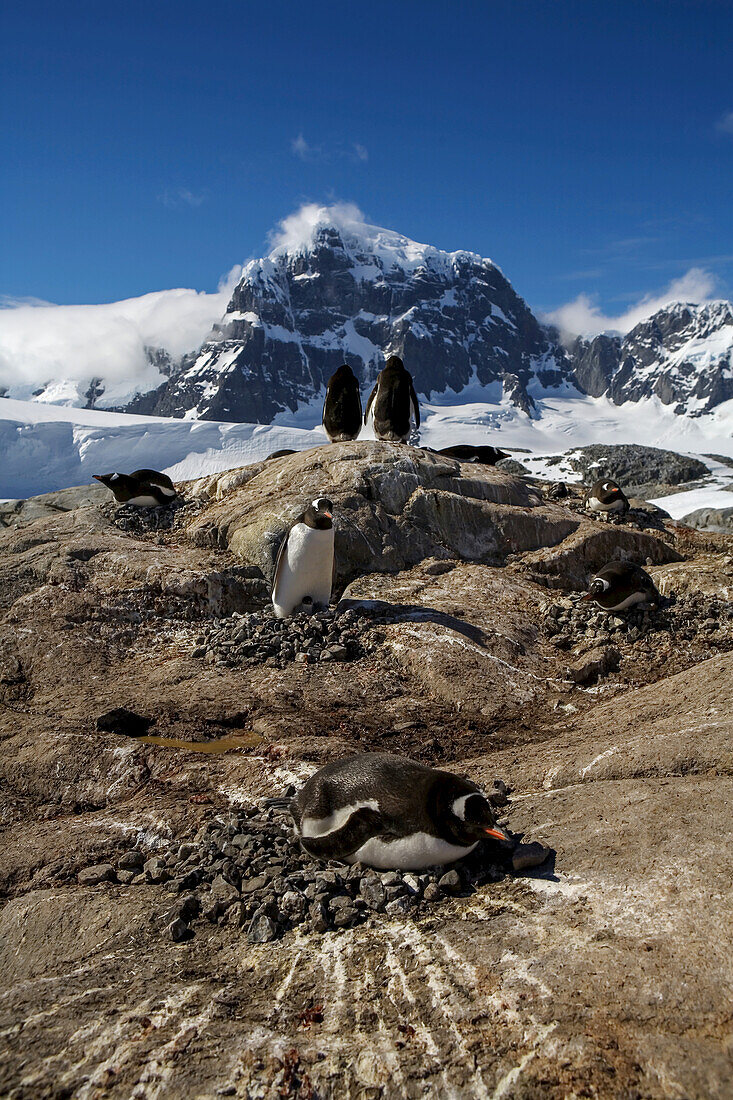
(2, 0), (732, 316)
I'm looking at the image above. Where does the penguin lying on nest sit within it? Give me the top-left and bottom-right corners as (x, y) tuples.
(272, 497), (335, 619)
(435, 444), (508, 465)
(323, 364), (363, 442)
(287, 753), (508, 870)
(585, 478), (629, 516)
(93, 469), (177, 507)
(365, 356), (420, 443)
(582, 561), (660, 611)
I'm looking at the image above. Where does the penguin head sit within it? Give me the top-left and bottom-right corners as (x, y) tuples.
(333, 363), (355, 382)
(311, 497), (333, 518)
(582, 575), (611, 602)
(385, 354), (405, 372)
(448, 790), (507, 845)
(93, 473), (119, 487)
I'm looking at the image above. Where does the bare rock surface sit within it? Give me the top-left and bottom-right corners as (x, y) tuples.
(1, 441), (732, 1098)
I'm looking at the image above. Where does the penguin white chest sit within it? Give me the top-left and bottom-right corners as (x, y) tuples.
(126, 494), (162, 508)
(348, 833), (478, 871)
(272, 524), (334, 618)
(588, 496), (624, 513)
(605, 590), (647, 611)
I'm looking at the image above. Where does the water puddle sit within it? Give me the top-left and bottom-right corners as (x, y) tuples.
(140, 732), (262, 754)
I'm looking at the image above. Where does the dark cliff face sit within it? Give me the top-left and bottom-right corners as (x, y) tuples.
(123, 223), (571, 423)
(568, 302), (733, 415)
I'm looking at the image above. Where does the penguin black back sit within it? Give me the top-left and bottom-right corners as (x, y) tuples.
(323, 364), (363, 442)
(365, 356), (420, 443)
(290, 752), (507, 869)
(437, 444), (508, 465)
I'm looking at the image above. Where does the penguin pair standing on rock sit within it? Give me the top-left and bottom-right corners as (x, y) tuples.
(289, 753), (508, 870)
(271, 497), (335, 619)
(93, 469), (177, 508)
(585, 479), (629, 517)
(582, 561), (660, 611)
(365, 356), (420, 443)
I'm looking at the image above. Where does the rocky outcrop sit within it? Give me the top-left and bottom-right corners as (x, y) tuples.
(682, 505), (733, 533)
(1, 442), (731, 1098)
(558, 442), (710, 498)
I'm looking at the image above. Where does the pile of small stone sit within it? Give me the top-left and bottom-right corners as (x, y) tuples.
(192, 605), (387, 668)
(543, 592), (733, 651)
(91, 786), (549, 944)
(105, 496), (205, 535)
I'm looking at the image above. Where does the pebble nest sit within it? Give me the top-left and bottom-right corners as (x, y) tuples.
(192, 605), (389, 668)
(104, 496), (205, 535)
(543, 592), (733, 650)
(89, 787), (549, 944)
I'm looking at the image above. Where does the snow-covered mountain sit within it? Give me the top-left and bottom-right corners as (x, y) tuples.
(123, 214), (569, 422)
(1, 207), (732, 428)
(568, 300), (733, 416)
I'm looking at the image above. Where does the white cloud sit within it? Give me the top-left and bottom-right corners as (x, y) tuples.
(0, 266), (242, 407)
(291, 133), (314, 159)
(290, 134), (369, 164)
(715, 110), (733, 135)
(544, 267), (718, 339)
(159, 187), (206, 209)
(268, 201), (368, 253)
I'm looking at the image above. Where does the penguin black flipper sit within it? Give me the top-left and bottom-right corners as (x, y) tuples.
(298, 805), (387, 861)
(410, 381), (421, 430)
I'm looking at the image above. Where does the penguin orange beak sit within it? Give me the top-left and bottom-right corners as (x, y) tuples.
(482, 826), (508, 841)
(92, 475), (104, 483)
(580, 591), (594, 601)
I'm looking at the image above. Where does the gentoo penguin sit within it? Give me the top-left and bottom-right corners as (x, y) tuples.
(436, 444), (508, 465)
(271, 497), (335, 619)
(364, 356), (420, 443)
(547, 481), (569, 500)
(585, 478), (629, 515)
(323, 364), (363, 442)
(289, 752), (508, 870)
(92, 469), (177, 507)
(582, 561), (660, 611)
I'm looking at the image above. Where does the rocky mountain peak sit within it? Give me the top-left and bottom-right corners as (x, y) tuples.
(123, 217), (568, 423)
(570, 299), (733, 414)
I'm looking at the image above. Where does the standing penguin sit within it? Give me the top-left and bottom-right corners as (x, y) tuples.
(323, 364), (363, 442)
(585, 478), (629, 516)
(582, 561), (660, 611)
(364, 356), (420, 443)
(271, 497), (335, 619)
(289, 752), (508, 870)
(92, 469), (177, 507)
